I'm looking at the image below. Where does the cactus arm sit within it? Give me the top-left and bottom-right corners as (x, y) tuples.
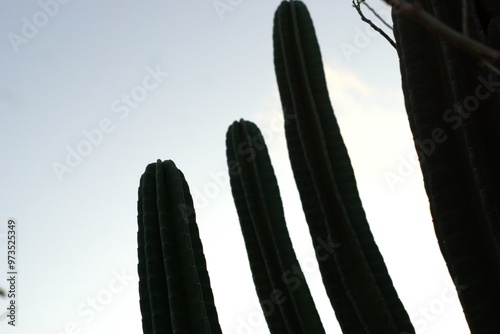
(137, 160), (222, 334)
(226, 121), (289, 332)
(226, 119), (325, 333)
(274, 2), (368, 331)
(227, 120), (294, 332)
(273, 1), (414, 333)
(393, 1), (500, 331)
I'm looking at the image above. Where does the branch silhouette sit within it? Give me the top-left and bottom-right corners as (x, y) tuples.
(352, 0), (396, 48)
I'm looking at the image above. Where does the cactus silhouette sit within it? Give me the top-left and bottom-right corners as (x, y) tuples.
(272, 1), (414, 333)
(392, 2), (500, 332)
(137, 160), (222, 334)
(226, 119), (325, 333)
(137, 1), (500, 333)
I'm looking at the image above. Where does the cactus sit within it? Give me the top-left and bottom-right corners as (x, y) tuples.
(392, 1), (500, 332)
(272, 1), (414, 333)
(225, 119), (325, 333)
(137, 159), (222, 334)
(135, 2), (500, 333)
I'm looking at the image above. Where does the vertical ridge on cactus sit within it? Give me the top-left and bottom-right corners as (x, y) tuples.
(138, 165), (173, 333)
(273, 1), (414, 333)
(226, 119), (325, 334)
(137, 173), (156, 334)
(137, 159), (222, 334)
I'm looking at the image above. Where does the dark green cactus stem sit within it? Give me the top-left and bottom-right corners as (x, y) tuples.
(137, 159), (222, 334)
(226, 119), (325, 334)
(392, 1), (500, 332)
(273, 1), (414, 333)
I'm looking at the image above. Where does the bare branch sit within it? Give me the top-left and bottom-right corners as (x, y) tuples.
(352, 0), (397, 49)
(362, 1), (393, 30)
(382, 0), (500, 72)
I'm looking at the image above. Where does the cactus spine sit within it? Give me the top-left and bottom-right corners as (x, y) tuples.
(137, 159), (222, 334)
(272, 1), (414, 333)
(392, 1), (500, 332)
(226, 119), (325, 333)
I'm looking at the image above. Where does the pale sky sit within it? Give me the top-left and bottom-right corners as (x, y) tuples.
(1, 1), (469, 333)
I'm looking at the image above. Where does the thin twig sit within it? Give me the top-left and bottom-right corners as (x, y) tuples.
(382, 0), (500, 72)
(362, 1), (393, 30)
(353, 0), (397, 49)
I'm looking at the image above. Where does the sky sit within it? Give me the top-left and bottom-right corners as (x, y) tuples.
(0, 0), (470, 333)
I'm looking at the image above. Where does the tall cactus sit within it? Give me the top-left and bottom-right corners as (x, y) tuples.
(137, 159), (222, 334)
(273, 1), (414, 333)
(392, 1), (500, 332)
(226, 119), (325, 333)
